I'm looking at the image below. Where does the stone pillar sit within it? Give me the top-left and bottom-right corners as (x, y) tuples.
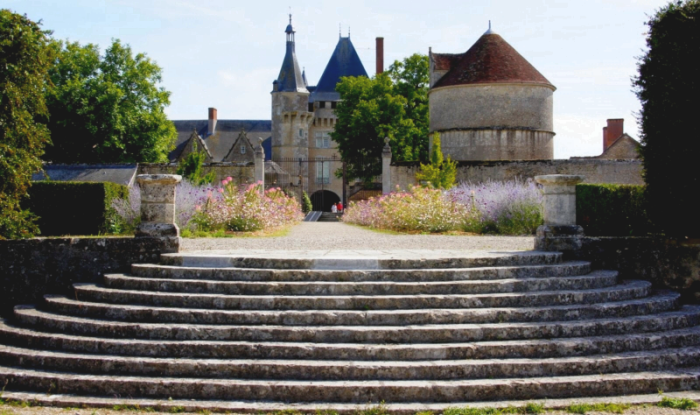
(254, 140), (265, 192)
(382, 137), (392, 195)
(534, 174), (585, 253)
(135, 174), (181, 238)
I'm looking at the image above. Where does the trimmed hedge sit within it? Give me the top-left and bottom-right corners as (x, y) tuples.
(23, 182), (129, 236)
(576, 184), (655, 236)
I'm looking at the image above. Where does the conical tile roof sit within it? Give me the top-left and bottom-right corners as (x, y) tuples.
(433, 33), (553, 89)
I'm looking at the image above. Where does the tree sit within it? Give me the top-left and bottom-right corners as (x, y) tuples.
(43, 39), (176, 163)
(0, 10), (54, 239)
(415, 132), (456, 189)
(633, 0), (700, 237)
(331, 54), (429, 183)
(176, 140), (215, 185)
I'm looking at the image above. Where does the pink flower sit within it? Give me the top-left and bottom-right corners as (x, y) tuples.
(226, 176), (233, 182)
(218, 188), (224, 193)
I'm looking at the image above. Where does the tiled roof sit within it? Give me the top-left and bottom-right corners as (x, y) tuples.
(171, 120), (272, 162)
(431, 53), (461, 71)
(310, 37), (368, 103)
(432, 33), (553, 89)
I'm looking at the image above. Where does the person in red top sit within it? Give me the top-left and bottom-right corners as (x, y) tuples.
(337, 202), (343, 212)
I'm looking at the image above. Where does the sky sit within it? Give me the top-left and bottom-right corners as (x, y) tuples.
(7, 0), (668, 158)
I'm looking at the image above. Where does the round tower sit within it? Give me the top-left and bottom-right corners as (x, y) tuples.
(429, 25), (555, 160)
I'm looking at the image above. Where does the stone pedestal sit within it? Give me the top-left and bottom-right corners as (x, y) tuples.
(382, 138), (392, 195)
(534, 174), (585, 253)
(135, 174), (181, 238)
(254, 142), (265, 192)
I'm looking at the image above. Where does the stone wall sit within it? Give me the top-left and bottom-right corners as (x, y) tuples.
(570, 237), (700, 304)
(139, 163), (255, 186)
(0, 237), (179, 317)
(389, 158), (643, 189)
(438, 129), (554, 161)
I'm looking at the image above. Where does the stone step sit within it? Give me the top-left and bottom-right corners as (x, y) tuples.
(160, 251), (562, 270)
(4, 320), (700, 361)
(13, 306), (700, 343)
(102, 271), (618, 296)
(71, 280), (651, 310)
(42, 292), (680, 326)
(1, 343), (700, 381)
(0, 365), (698, 402)
(131, 261), (592, 282)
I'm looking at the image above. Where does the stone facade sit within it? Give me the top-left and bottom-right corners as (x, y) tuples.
(389, 159), (643, 190)
(429, 28), (555, 161)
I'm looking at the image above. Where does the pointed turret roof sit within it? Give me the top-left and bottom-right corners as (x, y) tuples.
(432, 31), (554, 90)
(275, 15), (308, 93)
(310, 36), (368, 102)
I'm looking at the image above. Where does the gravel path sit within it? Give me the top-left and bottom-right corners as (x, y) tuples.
(181, 222), (534, 252)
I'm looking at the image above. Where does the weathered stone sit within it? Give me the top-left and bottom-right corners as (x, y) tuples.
(135, 174), (181, 238)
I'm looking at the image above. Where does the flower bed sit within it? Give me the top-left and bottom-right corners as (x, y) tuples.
(111, 179), (303, 235)
(343, 179), (543, 235)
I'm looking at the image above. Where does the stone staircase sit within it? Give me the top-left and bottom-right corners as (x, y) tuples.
(1, 250), (700, 412)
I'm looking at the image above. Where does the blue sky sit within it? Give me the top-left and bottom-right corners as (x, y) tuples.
(7, 0), (666, 158)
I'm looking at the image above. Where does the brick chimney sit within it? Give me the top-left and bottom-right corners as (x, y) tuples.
(376, 37), (384, 75)
(603, 119), (624, 151)
(208, 107), (217, 136)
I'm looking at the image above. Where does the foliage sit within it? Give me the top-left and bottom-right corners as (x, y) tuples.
(415, 132), (456, 189)
(342, 186), (470, 233)
(176, 140), (215, 185)
(0, 10), (54, 239)
(633, 0), (700, 237)
(576, 184), (655, 236)
(566, 403), (630, 414)
(444, 403), (544, 415)
(23, 181), (128, 236)
(344, 179), (543, 235)
(191, 180), (303, 233)
(43, 39), (176, 163)
(332, 54), (429, 182)
(451, 179), (543, 235)
(301, 190), (313, 214)
(657, 396), (698, 410)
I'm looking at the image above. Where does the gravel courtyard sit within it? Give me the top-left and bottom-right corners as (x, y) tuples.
(181, 222), (535, 252)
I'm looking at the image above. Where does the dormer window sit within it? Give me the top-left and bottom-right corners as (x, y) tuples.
(240, 145), (246, 154)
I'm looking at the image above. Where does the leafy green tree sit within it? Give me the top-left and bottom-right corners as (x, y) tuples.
(0, 10), (54, 239)
(633, 0), (700, 237)
(332, 54), (429, 183)
(44, 39), (176, 163)
(176, 140), (215, 185)
(415, 132), (456, 189)
(301, 191), (313, 214)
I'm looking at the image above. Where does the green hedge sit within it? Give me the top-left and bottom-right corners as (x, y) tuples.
(23, 182), (129, 236)
(576, 184), (655, 236)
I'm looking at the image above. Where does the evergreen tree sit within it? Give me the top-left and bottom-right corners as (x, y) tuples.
(633, 0), (700, 237)
(415, 132), (457, 189)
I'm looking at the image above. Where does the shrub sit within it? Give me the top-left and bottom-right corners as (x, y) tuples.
(192, 180), (303, 233)
(301, 190), (313, 214)
(176, 139), (215, 185)
(450, 179), (543, 235)
(576, 184), (655, 236)
(633, 0), (700, 237)
(343, 186), (470, 233)
(658, 396), (698, 410)
(415, 132), (456, 189)
(23, 181), (129, 236)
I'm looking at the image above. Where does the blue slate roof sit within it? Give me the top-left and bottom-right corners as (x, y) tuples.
(171, 120), (272, 161)
(33, 164), (138, 186)
(310, 36), (368, 103)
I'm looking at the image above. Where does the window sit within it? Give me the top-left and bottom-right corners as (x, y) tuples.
(315, 132), (331, 148)
(299, 129), (304, 137)
(308, 103), (314, 112)
(331, 101), (337, 109)
(315, 156), (331, 184)
(240, 145), (246, 154)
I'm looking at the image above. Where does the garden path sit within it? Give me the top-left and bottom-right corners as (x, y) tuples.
(180, 222), (534, 252)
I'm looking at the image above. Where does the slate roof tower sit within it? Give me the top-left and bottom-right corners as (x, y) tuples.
(309, 35), (368, 104)
(429, 24), (556, 160)
(271, 14), (313, 168)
